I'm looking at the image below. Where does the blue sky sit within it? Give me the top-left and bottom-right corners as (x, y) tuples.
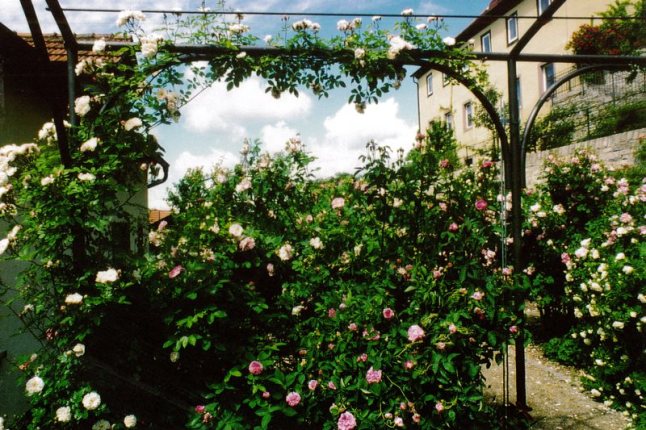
(2, 0), (490, 208)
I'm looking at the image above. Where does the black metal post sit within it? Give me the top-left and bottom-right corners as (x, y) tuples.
(506, 57), (528, 410)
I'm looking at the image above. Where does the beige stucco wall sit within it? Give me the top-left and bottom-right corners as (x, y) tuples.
(417, 0), (615, 160)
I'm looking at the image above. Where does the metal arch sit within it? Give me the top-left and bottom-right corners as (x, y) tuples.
(418, 61), (512, 184)
(520, 64), (631, 186)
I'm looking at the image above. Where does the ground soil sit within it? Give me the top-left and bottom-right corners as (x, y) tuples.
(482, 344), (632, 430)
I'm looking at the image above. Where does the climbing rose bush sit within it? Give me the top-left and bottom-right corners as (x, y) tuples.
(0, 3), (499, 428)
(141, 124), (520, 428)
(523, 149), (645, 425)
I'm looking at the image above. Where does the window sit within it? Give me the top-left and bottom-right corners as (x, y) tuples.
(481, 31), (492, 53)
(426, 73), (433, 96)
(538, 0), (553, 15)
(442, 73), (449, 86)
(516, 77), (522, 109)
(506, 12), (518, 44)
(541, 63), (555, 92)
(464, 102), (474, 129)
(444, 112), (454, 131)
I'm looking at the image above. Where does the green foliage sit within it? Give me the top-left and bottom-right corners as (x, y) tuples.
(145, 128), (518, 429)
(588, 99), (646, 140)
(523, 149), (645, 423)
(526, 105), (578, 152)
(0, 4), (504, 429)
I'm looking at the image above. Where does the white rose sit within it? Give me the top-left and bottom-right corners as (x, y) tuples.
(78, 172), (96, 182)
(622, 265), (634, 274)
(80, 137), (99, 152)
(278, 243), (293, 261)
(615, 252), (626, 261)
(82, 391), (101, 410)
(309, 237), (323, 249)
(72, 343), (86, 357)
(612, 321), (624, 329)
(65, 293), (83, 305)
(56, 406), (71, 422)
(228, 223), (243, 238)
(74, 96), (91, 117)
(0, 238), (8, 256)
(443, 36), (456, 46)
(124, 414), (137, 428)
(92, 419), (111, 430)
(123, 118), (143, 131)
(291, 305), (305, 316)
(40, 176), (55, 186)
(25, 375), (44, 395)
(92, 39), (106, 53)
(96, 268), (119, 284)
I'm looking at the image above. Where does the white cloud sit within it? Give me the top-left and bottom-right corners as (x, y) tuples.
(417, 1), (449, 15)
(148, 148), (239, 209)
(260, 121), (299, 153)
(311, 97), (417, 177)
(181, 76), (312, 134)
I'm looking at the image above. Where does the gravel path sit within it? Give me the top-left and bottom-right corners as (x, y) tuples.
(482, 344), (632, 430)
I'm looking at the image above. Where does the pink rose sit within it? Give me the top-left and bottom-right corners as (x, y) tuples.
(248, 360), (263, 375)
(448, 222), (458, 232)
(382, 308), (395, 320)
(158, 220), (168, 231)
(394, 416), (404, 427)
(239, 236), (255, 251)
(328, 308), (337, 318)
(366, 367), (382, 384)
(475, 199), (488, 211)
(357, 353), (368, 363)
(308, 380), (318, 391)
(337, 411), (357, 430)
(436, 341), (446, 350)
(266, 263), (275, 277)
(407, 324), (425, 342)
(439, 159), (450, 168)
(481, 160), (493, 169)
(433, 270), (442, 279)
(404, 360), (415, 370)
(331, 197), (345, 209)
(412, 413), (421, 423)
(195, 405), (205, 414)
(327, 381), (337, 390)
(435, 402), (444, 413)
(262, 391), (270, 399)
(439, 202), (447, 212)
(169, 265), (183, 279)
(285, 391), (301, 407)
(561, 253), (570, 264)
(509, 325), (518, 334)
(348, 322), (358, 331)
(448, 324), (457, 334)
(471, 291), (484, 301)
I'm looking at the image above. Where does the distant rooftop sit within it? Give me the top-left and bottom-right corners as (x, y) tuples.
(18, 32), (131, 63)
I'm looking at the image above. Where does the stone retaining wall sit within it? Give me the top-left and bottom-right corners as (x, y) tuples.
(525, 128), (645, 188)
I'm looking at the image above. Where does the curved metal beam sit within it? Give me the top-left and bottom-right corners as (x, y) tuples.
(419, 61), (511, 184)
(520, 64), (631, 187)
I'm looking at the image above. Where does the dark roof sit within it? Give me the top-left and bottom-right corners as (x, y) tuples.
(456, 0), (523, 42)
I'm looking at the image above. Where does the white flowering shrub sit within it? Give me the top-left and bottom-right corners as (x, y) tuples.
(524, 149), (645, 425)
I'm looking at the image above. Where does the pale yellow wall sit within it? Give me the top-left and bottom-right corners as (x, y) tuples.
(417, 0), (614, 160)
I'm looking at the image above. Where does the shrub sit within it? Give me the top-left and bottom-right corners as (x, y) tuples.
(140, 126), (521, 429)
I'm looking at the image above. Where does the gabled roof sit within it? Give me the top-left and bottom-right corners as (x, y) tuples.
(456, 0), (523, 42)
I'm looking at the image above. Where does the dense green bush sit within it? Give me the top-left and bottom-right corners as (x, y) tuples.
(141, 127), (520, 429)
(523, 149), (645, 423)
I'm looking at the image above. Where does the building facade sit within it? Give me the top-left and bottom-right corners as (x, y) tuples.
(415, 0), (615, 161)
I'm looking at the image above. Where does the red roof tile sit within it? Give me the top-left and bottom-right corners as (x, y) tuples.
(19, 33), (131, 63)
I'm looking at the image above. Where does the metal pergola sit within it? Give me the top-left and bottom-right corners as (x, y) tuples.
(19, 0), (646, 414)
